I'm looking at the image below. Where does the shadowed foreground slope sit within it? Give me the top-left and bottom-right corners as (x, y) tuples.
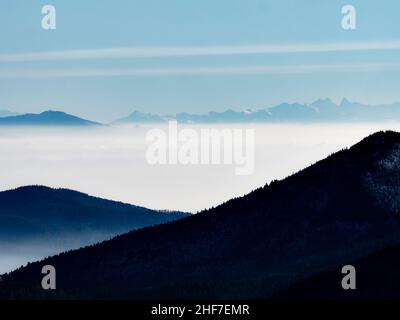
(273, 243), (400, 300)
(2, 131), (400, 299)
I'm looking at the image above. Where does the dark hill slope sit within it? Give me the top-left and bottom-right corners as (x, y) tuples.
(0, 186), (188, 240)
(273, 243), (400, 300)
(2, 131), (400, 299)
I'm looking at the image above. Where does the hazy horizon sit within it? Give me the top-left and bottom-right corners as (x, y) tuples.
(3, 97), (400, 124)
(1, 1), (400, 122)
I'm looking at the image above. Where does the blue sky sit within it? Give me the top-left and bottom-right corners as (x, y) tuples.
(0, 0), (399, 121)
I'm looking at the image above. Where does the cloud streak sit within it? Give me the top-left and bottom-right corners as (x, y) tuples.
(0, 41), (400, 62)
(0, 64), (399, 78)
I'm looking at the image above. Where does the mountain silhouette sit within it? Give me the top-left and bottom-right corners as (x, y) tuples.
(2, 131), (400, 299)
(114, 99), (400, 124)
(0, 185), (188, 241)
(0, 111), (100, 126)
(4, 99), (400, 125)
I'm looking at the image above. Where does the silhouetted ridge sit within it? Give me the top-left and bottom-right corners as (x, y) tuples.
(0, 185), (189, 239)
(2, 131), (400, 299)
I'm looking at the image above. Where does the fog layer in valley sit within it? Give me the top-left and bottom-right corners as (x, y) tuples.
(1, 123), (400, 274)
(0, 232), (115, 274)
(1, 123), (399, 213)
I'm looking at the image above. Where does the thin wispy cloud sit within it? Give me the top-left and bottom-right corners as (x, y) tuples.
(0, 64), (399, 78)
(0, 41), (400, 62)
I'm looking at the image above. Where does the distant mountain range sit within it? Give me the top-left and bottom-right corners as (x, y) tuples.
(115, 99), (400, 124)
(2, 131), (400, 299)
(3, 99), (400, 126)
(0, 111), (100, 126)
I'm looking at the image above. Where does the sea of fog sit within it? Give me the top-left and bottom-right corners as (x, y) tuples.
(1, 123), (400, 213)
(1, 122), (400, 273)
